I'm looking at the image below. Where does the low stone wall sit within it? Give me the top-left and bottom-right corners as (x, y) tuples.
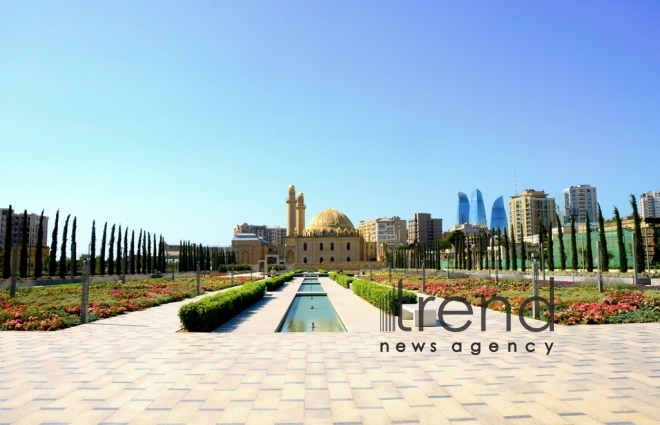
(291, 261), (386, 271)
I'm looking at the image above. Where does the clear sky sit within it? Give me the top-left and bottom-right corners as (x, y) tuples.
(2, 1), (659, 253)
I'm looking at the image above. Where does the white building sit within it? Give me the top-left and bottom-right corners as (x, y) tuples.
(562, 184), (598, 226)
(640, 190), (660, 219)
(358, 216), (407, 258)
(233, 223), (286, 245)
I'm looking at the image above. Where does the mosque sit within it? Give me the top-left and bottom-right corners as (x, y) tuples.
(283, 185), (379, 269)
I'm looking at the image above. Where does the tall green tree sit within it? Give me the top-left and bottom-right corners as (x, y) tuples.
(570, 213), (578, 271)
(130, 230), (135, 274)
(520, 225), (526, 272)
(100, 222), (107, 275)
(3, 205), (14, 279)
(147, 232), (152, 272)
(614, 207), (628, 272)
(48, 210), (59, 277)
(35, 210), (44, 278)
(597, 203), (609, 271)
(585, 211), (594, 272)
(71, 216), (77, 276)
(137, 230), (142, 274)
(510, 226), (518, 271)
(631, 194), (645, 273)
(108, 224), (115, 275)
(178, 240), (182, 272)
(123, 228), (128, 274)
(556, 212), (566, 270)
(116, 225), (122, 276)
(19, 210), (28, 278)
(547, 218), (554, 271)
(503, 228), (510, 270)
(90, 220), (96, 275)
(142, 231), (147, 273)
(59, 214), (70, 278)
(466, 236), (472, 270)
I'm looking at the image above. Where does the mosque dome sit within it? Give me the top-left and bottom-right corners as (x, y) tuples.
(307, 208), (355, 232)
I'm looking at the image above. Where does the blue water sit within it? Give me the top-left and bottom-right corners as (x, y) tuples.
(277, 294), (346, 332)
(298, 282), (324, 292)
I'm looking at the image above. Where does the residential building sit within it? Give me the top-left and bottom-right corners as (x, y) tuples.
(0, 208), (48, 247)
(407, 213), (442, 245)
(358, 216), (407, 257)
(561, 184), (598, 226)
(641, 190), (660, 220)
(233, 223), (286, 245)
(508, 189), (556, 240)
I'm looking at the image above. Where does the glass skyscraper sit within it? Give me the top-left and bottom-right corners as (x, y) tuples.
(469, 189), (487, 226)
(490, 196), (508, 232)
(457, 192), (470, 225)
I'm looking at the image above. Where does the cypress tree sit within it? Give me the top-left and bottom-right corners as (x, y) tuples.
(162, 236), (166, 271)
(116, 225), (122, 276)
(123, 228), (128, 274)
(631, 194), (645, 273)
(90, 220), (96, 276)
(142, 231), (147, 273)
(59, 214), (70, 278)
(130, 230), (135, 274)
(178, 240), (182, 272)
(520, 225), (526, 272)
(547, 216), (554, 271)
(614, 207), (628, 272)
(20, 210), (28, 278)
(497, 229), (503, 270)
(100, 222), (107, 275)
(35, 210), (44, 278)
(585, 211), (593, 272)
(71, 217), (77, 276)
(556, 212), (566, 270)
(108, 224), (115, 275)
(147, 232), (152, 273)
(466, 236), (472, 270)
(503, 228), (510, 270)
(137, 230), (142, 274)
(2, 205), (13, 279)
(48, 210), (59, 277)
(570, 213), (578, 271)
(510, 226), (518, 271)
(597, 203), (609, 271)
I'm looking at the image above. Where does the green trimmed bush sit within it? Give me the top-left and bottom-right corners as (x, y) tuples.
(178, 280), (267, 331)
(351, 278), (416, 315)
(263, 272), (294, 291)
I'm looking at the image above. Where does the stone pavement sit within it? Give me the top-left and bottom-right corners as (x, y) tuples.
(0, 276), (659, 424)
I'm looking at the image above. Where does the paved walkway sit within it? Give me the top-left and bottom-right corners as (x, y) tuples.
(0, 276), (659, 424)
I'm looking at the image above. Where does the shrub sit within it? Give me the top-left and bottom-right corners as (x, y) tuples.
(178, 280), (267, 331)
(264, 272), (294, 291)
(351, 278), (416, 315)
(293, 268), (304, 273)
(336, 274), (354, 289)
(318, 268), (328, 273)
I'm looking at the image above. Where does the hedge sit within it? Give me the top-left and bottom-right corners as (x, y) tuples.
(351, 278), (417, 315)
(264, 272), (294, 291)
(329, 272), (354, 289)
(178, 280), (267, 331)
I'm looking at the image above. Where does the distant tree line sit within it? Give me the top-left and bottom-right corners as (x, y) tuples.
(178, 242), (236, 272)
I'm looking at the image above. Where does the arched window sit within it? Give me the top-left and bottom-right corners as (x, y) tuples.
(320, 257), (324, 263)
(330, 242), (334, 251)
(320, 243), (324, 251)
(303, 257), (307, 264)
(347, 257), (351, 262)
(330, 257), (334, 262)
(303, 243), (307, 251)
(347, 242), (351, 250)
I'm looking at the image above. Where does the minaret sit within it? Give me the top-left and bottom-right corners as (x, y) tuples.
(296, 192), (306, 235)
(286, 185), (297, 236)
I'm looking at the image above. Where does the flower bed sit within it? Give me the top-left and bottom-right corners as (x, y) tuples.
(370, 272), (660, 325)
(0, 276), (262, 331)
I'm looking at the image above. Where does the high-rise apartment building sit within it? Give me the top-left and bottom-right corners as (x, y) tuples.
(358, 217), (407, 257)
(561, 184), (598, 226)
(0, 208), (49, 247)
(234, 223), (286, 245)
(407, 213), (442, 245)
(508, 189), (555, 240)
(641, 190), (660, 220)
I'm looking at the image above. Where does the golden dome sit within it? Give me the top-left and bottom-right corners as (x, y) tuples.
(307, 208), (355, 232)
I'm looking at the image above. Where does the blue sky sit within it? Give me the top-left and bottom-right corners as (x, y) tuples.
(2, 1), (659, 252)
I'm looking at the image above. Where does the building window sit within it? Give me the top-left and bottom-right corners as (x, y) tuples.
(330, 257), (334, 262)
(303, 257), (307, 263)
(347, 242), (351, 250)
(330, 242), (334, 251)
(303, 242), (307, 251)
(346, 257), (351, 262)
(320, 257), (324, 263)
(320, 243), (324, 251)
